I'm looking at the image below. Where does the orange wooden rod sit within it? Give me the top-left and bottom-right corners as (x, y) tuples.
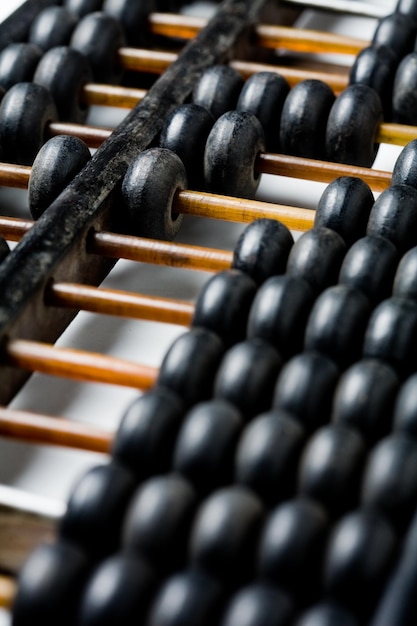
(0, 575), (15, 609)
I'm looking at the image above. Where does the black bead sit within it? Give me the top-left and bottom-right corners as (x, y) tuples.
(363, 296), (417, 377)
(273, 351), (339, 433)
(157, 327), (224, 408)
(159, 103), (215, 189)
(326, 84), (383, 167)
(0, 82), (57, 165)
(189, 486), (264, 584)
(314, 176), (374, 247)
(396, 0), (417, 19)
(393, 373), (417, 436)
(332, 358), (399, 444)
(173, 399), (243, 494)
(393, 246), (417, 300)
(112, 387), (184, 479)
(78, 554), (155, 626)
(192, 65), (244, 119)
(0, 236), (9, 264)
(220, 583), (294, 626)
(235, 409), (305, 506)
(232, 218), (294, 285)
(367, 184), (417, 254)
(392, 139), (417, 188)
(123, 474), (197, 573)
(237, 71), (290, 152)
(29, 135), (91, 219)
(393, 53), (417, 124)
(338, 235), (398, 305)
(295, 602), (359, 626)
(121, 147), (186, 239)
(280, 79), (335, 160)
(298, 424), (366, 516)
(12, 541), (89, 626)
(33, 46), (92, 123)
(204, 110), (265, 198)
(59, 462), (135, 559)
(64, 0), (104, 17)
(247, 275), (314, 359)
(103, 0), (152, 46)
(286, 227), (346, 295)
(28, 6), (79, 51)
(0, 42), (42, 90)
(372, 14), (416, 60)
(191, 269), (257, 347)
(214, 338), (282, 420)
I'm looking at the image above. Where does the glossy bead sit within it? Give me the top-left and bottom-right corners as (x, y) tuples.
(191, 269), (257, 347)
(392, 138), (417, 188)
(0, 82), (57, 165)
(393, 373), (417, 436)
(286, 227), (346, 295)
(159, 103), (215, 188)
(295, 603), (359, 626)
(393, 53), (417, 124)
(393, 246), (417, 300)
(214, 339), (282, 420)
(146, 571), (222, 626)
(396, 0), (417, 19)
(78, 554), (155, 626)
(298, 424), (366, 515)
(237, 71), (290, 152)
(280, 79), (335, 159)
(192, 65), (244, 119)
(362, 433), (417, 529)
(204, 110), (265, 198)
(220, 583), (294, 626)
(367, 184), (417, 254)
(29, 135), (91, 219)
(247, 275), (314, 359)
(157, 328), (224, 408)
(33, 46), (92, 123)
(372, 14), (416, 59)
(189, 486), (264, 583)
(332, 359), (399, 443)
(64, 0), (103, 16)
(0, 42), (42, 90)
(28, 7), (78, 51)
(123, 474), (196, 573)
(349, 45), (398, 118)
(103, 0), (152, 45)
(323, 510), (397, 614)
(326, 84), (383, 167)
(338, 236), (398, 305)
(70, 12), (125, 83)
(112, 387), (184, 478)
(12, 541), (89, 626)
(59, 462), (135, 559)
(121, 147), (186, 239)
(363, 297), (417, 376)
(273, 351), (339, 433)
(314, 176), (374, 247)
(235, 409), (305, 506)
(257, 498), (329, 599)
(173, 399), (243, 494)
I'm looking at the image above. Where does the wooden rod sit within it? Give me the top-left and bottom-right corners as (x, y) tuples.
(81, 84), (147, 109)
(4, 339), (158, 390)
(0, 217), (32, 241)
(0, 575), (15, 609)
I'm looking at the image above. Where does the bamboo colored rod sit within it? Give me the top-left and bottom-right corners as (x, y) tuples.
(47, 282), (195, 326)
(81, 84), (147, 109)
(0, 407), (111, 454)
(4, 339), (158, 390)
(0, 575), (15, 609)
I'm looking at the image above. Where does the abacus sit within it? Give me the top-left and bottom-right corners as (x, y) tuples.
(1, 0), (417, 624)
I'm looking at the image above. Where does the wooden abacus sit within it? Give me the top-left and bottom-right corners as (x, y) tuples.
(1, 0), (417, 624)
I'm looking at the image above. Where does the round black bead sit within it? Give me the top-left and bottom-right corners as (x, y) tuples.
(393, 246), (417, 300)
(112, 387), (184, 479)
(367, 183), (417, 254)
(273, 351), (339, 433)
(192, 65), (244, 119)
(392, 138), (417, 188)
(0, 42), (42, 90)
(314, 176), (374, 247)
(121, 147), (186, 239)
(295, 602), (359, 626)
(214, 338), (282, 420)
(396, 0), (417, 19)
(372, 14), (416, 59)
(220, 583), (294, 626)
(235, 408), (305, 506)
(173, 399), (242, 494)
(286, 227), (346, 295)
(326, 84), (383, 167)
(247, 275), (314, 359)
(332, 358), (399, 444)
(103, 0), (152, 46)
(191, 269), (257, 347)
(157, 327), (224, 408)
(338, 235), (398, 305)
(123, 474), (197, 573)
(204, 110), (265, 198)
(28, 6), (78, 51)
(232, 218), (294, 285)
(59, 462), (135, 559)
(64, 0), (103, 17)
(393, 373), (417, 436)
(29, 135), (91, 219)
(280, 79), (335, 159)
(236, 71), (290, 152)
(393, 53), (417, 124)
